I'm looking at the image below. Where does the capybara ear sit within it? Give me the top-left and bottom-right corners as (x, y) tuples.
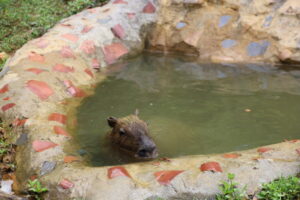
(134, 109), (139, 116)
(107, 117), (118, 128)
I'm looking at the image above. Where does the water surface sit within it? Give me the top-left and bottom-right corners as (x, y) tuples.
(76, 53), (300, 166)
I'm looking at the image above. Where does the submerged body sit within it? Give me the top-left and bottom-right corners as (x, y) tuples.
(107, 115), (158, 159)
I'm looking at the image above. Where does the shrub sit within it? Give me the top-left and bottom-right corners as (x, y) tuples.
(216, 173), (247, 200)
(27, 179), (48, 200)
(257, 176), (300, 200)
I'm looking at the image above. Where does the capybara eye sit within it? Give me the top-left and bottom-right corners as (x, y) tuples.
(119, 128), (126, 135)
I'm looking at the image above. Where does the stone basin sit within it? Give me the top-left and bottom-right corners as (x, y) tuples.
(0, 0), (299, 199)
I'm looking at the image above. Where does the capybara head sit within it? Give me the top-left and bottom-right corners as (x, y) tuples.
(107, 115), (158, 159)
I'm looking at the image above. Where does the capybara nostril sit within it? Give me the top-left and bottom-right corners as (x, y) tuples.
(137, 149), (148, 157)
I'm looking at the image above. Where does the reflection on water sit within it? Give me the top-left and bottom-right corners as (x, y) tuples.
(76, 53), (300, 166)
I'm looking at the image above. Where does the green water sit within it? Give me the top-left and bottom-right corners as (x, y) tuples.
(75, 53), (300, 166)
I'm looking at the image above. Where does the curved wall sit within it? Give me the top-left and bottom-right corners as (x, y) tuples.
(0, 0), (299, 199)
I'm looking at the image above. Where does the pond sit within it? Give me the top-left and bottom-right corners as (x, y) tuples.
(75, 53), (300, 166)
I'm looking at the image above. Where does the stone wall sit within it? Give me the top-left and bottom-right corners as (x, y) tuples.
(0, 0), (299, 199)
(149, 0), (300, 63)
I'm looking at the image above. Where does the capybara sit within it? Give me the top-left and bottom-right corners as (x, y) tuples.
(107, 114), (158, 159)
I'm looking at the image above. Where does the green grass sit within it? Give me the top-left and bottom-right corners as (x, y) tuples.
(257, 176), (300, 200)
(0, 0), (107, 53)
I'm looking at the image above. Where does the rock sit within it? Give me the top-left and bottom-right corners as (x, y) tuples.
(15, 133), (28, 146)
(148, 0), (300, 63)
(219, 15), (232, 28)
(77, 149), (87, 156)
(40, 161), (56, 176)
(211, 55), (235, 63)
(221, 39), (237, 48)
(172, 0), (205, 5)
(0, 191), (27, 200)
(279, 0), (300, 15)
(183, 0), (204, 5)
(290, 52), (300, 63)
(59, 179), (74, 189)
(0, 180), (13, 194)
(247, 41), (270, 57)
(278, 49), (293, 62)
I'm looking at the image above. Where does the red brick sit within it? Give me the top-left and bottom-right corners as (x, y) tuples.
(257, 147), (273, 153)
(84, 68), (94, 78)
(62, 34), (79, 42)
(107, 166), (131, 179)
(200, 162), (223, 172)
(152, 161), (160, 166)
(285, 139), (300, 143)
(61, 46), (76, 58)
(81, 25), (93, 33)
(35, 39), (49, 49)
(13, 118), (27, 126)
(48, 113), (67, 124)
(103, 43), (128, 65)
(92, 58), (100, 69)
(80, 40), (95, 54)
(1, 103), (16, 112)
(26, 80), (54, 100)
(154, 170), (183, 185)
(0, 84), (9, 94)
(59, 179), (74, 189)
(113, 0), (128, 4)
(127, 13), (136, 19)
(53, 126), (70, 137)
(26, 68), (45, 75)
(64, 156), (80, 163)
(63, 80), (86, 98)
(53, 64), (74, 73)
(60, 24), (74, 29)
(32, 140), (58, 152)
(63, 80), (72, 88)
(143, 2), (156, 13)
(222, 153), (241, 159)
(28, 52), (45, 63)
(111, 24), (126, 39)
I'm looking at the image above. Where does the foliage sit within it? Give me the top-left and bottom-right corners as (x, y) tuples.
(0, 0), (10, 8)
(216, 173), (247, 200)
(0, 148), (8, 155)
(0, 57), (7, 71)
(0, 0), (108, 53)
(0, 138), (9, 155)
(27, 179), (48, 200)
(0, 138), (9, 148)
(67, 0), (96, 15)
(257, 176), (300, 200)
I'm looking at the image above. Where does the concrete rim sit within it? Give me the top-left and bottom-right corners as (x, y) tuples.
(0, 0), (299, 199)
